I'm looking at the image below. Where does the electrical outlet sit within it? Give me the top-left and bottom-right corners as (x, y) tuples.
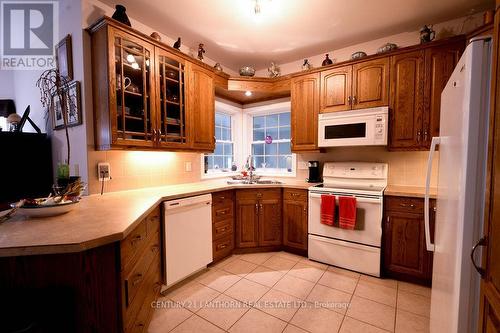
(97, 162), (111, 181)
(185, 161), (192, 172)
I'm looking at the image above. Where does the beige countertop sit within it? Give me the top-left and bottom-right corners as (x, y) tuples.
(0, 179), (314, 257)
(384, 185), (438, 199)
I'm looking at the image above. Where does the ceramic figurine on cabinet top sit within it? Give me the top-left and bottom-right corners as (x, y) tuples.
(150, 32), (161, 42)
(268, 62), (280, 77)
(302, 59), (312, 71)
(197, 43), (206, 61)
(420, 25), (435, 44)
(213, 63), (223, 72)
(351, 51), (367, 60)
(173, 37), (181, 49)
(322, 54), (333, 66)
(111, 5), (131, 27)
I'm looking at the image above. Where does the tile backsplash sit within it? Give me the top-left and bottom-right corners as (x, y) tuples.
(88, 146), (437, 194)
(296, 147), (438, 188)
(87, 149), (201, 194)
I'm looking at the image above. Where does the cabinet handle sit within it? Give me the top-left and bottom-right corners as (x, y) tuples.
(132, 273), (143, 286)
(352, 96), (357, 105)
(417, 130), (421, 143)
(347, 96), (352, 106)
(424, 129), (428, 142)
(399, 203), (415, 208)
(433, 206), (437, 212)
(219, 244), (227, 249)
(219, 196), (225, 200)
(255, 203), (259, 214)
(259, 204), (263, 214)
(471, 236), (487, 278)
(386, 216), (390, 224)
(303, 207), (307, 213)
(219, 227), (227, 232)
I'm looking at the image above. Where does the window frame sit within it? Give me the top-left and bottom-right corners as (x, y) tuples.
(243, 101), (296, 177)
(201, 101), (243, 179)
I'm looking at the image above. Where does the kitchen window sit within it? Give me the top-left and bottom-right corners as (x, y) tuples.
(204, 112), (235, 174)
(249, 110), (294, 175)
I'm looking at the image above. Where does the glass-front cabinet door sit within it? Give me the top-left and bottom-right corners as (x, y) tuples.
(155, 48), (188, 148)
(112, 29), (156, 148)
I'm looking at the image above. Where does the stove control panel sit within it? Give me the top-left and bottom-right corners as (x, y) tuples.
(323, 162), (388, 180)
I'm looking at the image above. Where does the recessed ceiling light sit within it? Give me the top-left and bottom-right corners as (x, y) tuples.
(245, 91), (252, 96)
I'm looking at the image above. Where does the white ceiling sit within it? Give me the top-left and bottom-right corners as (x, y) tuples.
(100, 0), (493, 71)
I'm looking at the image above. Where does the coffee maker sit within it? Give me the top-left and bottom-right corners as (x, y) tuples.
(307, 161), (321, 183)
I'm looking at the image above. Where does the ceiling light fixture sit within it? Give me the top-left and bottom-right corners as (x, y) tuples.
(245, 91), (252, 96)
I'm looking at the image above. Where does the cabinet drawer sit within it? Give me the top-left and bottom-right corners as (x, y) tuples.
(283, 188), (308, 202)
(236, 188), (281, 200)
(124, 255), (162, 331)
(124, 233), (161, 307)
(213, 205), (233, 222)
(213, 234), (234, 261)
(121, 207), (160, 273)
(385, 196), (424, 213)
(212, 190), (234, 207)
(213, 219), (233, 240)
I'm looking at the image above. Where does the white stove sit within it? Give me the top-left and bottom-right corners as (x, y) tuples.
(308, 162), (388, 276)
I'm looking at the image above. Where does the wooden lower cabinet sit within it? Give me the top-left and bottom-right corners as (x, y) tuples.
(283, 189), (308, 252)
(235, 189), (282, 250)
(382, 196), (435, 285)
(212, 190), (235, 261)
(121, 207), (162, 333)
(0, 206), (162, 333)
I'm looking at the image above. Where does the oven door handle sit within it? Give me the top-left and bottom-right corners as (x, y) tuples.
(309, 193), (382, 204)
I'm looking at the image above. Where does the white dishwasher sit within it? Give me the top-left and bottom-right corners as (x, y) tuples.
(163, 194), (213, 288)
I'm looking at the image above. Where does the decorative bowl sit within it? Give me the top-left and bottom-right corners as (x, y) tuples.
(377, 43), (398, 54)
(239, 66), (256, 77)
(11, 199), (79, 218)
(351, 51), (367, 60)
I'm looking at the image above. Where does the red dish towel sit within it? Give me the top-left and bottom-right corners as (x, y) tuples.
(321, 195), (335, 226)
(339, 196), (357, 230)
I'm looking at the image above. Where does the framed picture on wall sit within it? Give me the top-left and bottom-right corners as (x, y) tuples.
(52, 93), (65, 130)
(52, 81), (82, 130)
(65, 81), (82, 127)
(55, 34), (73, 80)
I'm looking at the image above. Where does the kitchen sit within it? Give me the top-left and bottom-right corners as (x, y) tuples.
(0, 0), (498, 332)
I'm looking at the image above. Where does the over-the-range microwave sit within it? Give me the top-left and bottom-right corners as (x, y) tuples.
(318, 106), (388, 147)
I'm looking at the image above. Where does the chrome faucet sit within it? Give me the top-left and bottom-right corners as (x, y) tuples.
(246, 155), (255, 183)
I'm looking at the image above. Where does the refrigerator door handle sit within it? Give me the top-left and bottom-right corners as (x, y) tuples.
(470, 236), (487, 278)
(424, 136), (440, 252)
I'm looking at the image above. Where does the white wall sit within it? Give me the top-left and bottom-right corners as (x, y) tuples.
(255, 12), (485, 76)
(0, 71), (15, 99)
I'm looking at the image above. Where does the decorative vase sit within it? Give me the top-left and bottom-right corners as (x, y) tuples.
(112, 5), (131, 27)
(302, 59), (312, 71)
(322, 54), (333, 66)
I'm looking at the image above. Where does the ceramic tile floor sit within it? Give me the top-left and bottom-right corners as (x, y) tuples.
(148, 252), (431, 333)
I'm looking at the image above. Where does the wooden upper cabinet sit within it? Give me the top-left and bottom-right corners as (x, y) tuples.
(389, 50), (425, 150)
(423, 42), (464, 147)
(89, 18), (217, 152)
(320, 65), (352, 112)
(352, 58), (389, 109)
(186, 62), (215, 151)
(154, 47), (189, 149)
(291, 72), (320, 152)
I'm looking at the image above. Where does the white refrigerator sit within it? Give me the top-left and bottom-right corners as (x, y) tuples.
(425, 37), (492, 333)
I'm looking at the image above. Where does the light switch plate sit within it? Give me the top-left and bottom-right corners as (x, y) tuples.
(97, 162), (111, 181)
(298, 161), (309, 170)
(185, 161), (192, 172)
